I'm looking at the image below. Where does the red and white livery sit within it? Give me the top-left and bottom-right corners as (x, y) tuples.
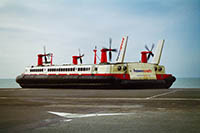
(16, 36), (176, 89)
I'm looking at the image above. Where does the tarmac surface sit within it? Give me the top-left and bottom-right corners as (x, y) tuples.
(0, 88), (200, 133)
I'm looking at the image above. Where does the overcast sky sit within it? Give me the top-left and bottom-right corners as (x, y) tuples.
(0, 0), (200, 78)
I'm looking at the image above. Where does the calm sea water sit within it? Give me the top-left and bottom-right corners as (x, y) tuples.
(171, 78), (200, 88)
(0, 79), (20, 88)
(0, 78), (200, 88)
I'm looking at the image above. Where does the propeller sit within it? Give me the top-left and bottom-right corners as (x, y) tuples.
(109, 38), (112, 61)
(103, 38), (117, 62)
(78, 49), (84, 64)
(43, 46), (48, 63)
(145, 43), (155, 61)
(47, 53), (53, 59)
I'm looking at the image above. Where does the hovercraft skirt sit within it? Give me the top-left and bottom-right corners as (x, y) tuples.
(16, 74), (176, 89)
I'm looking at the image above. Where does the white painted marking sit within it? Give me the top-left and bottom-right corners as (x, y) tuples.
(146, 90), (178, 99)
(63, 119), (72, 122)
(48, 111), (134, 119)
(152, 98), (200, 101)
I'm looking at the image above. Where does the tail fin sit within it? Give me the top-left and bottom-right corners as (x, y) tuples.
(151, 40), (165, 65)
(116, 36), (128, 63)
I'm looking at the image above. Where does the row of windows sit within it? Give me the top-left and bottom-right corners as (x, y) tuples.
(48, 67), (91, 72)
(30, 69), (43, 72)
(48, 68), (75, 72)
(30, 67), (91, 72)
(78, 67), (90, 71)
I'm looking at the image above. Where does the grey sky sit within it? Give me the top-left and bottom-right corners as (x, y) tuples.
(0, 0), (200, 78)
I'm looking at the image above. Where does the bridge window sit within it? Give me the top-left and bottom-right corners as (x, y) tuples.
(118, 66), (121, 71)
(123, 66), (127, 71)
(158, 67), (162, 72)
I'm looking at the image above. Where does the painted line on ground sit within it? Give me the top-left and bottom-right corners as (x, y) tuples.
(1, 96), (200, 101)
(146, 90), (178, 99)
(48, 111), (134, 120)
(51, 97), (200, 101)
(151, 98), (200, 100)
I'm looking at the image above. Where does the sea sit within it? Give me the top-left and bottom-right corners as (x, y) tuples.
(0, 78), (200, 89)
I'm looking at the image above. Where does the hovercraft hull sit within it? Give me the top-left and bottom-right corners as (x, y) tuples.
(16, 74), (176, 89)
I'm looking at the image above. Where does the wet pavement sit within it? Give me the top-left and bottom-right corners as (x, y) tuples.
(0, 88), (200, 133)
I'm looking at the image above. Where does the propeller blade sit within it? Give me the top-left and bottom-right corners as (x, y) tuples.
(109, 38), (112, 49)
(111, 49), (117, 52)
(44, 56), (47, 63)
(47, 53), (51, 56)
(109, 51), (112, 61)
(80, 57), (82, 64)
(151, 43), (155, 51)
(78, 49), (81, 56)
(43, 46), (46, 55)
(147, 53), (151, 60)
(145, 45), (150, 51)
(147, 52), (154, 61)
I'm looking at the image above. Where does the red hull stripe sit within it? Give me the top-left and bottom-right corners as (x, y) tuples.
(58, 74), (67, 76)
(156, 74), (171, 80)
(48, 74), (56, 75)
(93, 74), (130, 80)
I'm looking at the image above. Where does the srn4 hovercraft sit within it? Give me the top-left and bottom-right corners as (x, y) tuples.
(16, 36), (176, 89)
